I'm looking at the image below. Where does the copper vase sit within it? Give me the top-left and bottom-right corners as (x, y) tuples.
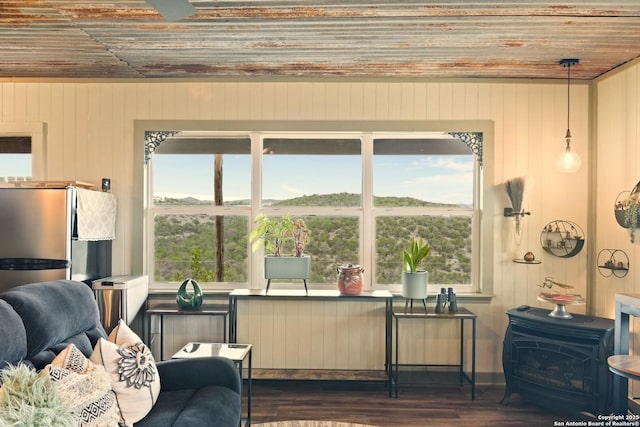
(337, 264), (364, 295)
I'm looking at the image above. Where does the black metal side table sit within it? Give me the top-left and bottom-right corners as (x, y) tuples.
(391, 306), (476, 399)
(228, 288), (393, 395)
(146, 303), (229, 360)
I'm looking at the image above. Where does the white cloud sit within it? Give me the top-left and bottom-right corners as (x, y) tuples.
(280, 183), (306, 197)
(403, 171), (473, 186)
(410, 157), (474, 172)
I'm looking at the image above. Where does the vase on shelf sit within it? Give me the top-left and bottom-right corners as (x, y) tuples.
(337, 263), (364, 295)
(504, 177), (526, 246)
(512, 213), (525, 246)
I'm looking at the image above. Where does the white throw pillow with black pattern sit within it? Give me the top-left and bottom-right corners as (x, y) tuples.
(45, 343), (120, 427)
(90, 320), (160, 427)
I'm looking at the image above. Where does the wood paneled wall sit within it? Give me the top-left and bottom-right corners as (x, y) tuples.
(237, 300), (388, 369)
(0, 78), (596, 374)
(595, 64), (640, 318)
(594, 60), (640, 400)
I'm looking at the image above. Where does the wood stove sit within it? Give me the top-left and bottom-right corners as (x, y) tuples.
(501, 307), (614, 415)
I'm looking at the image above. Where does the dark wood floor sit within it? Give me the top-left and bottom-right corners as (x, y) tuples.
(248, 380), (596, 427)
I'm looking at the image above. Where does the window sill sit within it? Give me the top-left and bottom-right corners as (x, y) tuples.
(149, 283), (494, 303)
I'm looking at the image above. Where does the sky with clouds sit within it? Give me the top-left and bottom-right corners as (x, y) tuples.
(0, 151), (474, 206)
(152, 153), (473, 205)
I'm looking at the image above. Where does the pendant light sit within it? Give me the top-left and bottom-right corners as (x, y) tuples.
(556, 58), (581, 173)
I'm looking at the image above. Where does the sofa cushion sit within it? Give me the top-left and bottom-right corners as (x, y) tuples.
(0, 299), (27, 370)
(90, 320), (160, 426)
(44, 344), (120, 427)
(0, 280), (106, 369)
(134, 386), (242, 427)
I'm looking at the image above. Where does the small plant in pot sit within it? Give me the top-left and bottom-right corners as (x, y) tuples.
(614, 181), (640, 243)
(249, 213), (311, 292)
(624, 199), (640, 243)
(401, 237), (432, 300)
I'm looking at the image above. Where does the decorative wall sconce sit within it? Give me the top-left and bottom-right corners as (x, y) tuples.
(556, 58), (581, 173)
(504, 177), (530, 246)
(504, 207), (531, 246)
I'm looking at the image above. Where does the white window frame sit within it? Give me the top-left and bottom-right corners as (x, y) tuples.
(147, 131), (253, 292)
(134, 120), (493, 298)
(366, 132), (478, 294)
(0, 122), (47, 181)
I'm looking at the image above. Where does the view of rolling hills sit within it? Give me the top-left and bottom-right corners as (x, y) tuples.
(154, 193), (472, 285)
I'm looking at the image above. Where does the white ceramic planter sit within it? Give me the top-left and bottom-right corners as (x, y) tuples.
(264, 255), (311, 279)
(401, 271), (428, 299)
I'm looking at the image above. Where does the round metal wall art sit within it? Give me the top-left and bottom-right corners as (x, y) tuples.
(540, 220), (585, 258)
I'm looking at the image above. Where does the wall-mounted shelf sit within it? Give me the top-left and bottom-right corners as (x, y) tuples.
(540, 220), (585, 258)
(597, 249), (629, 278)
(513, 259), (541, 265)
(513, 251), (541, 264)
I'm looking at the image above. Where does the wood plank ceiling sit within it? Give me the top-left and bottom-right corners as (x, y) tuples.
(1, 1), (640, 80)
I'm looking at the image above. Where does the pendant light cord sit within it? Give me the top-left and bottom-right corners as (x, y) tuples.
(560, 58), (578, 139)
(566, 62), (571, 131)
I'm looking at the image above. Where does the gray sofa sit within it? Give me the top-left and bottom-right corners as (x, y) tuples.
(0, 280), (242, 426)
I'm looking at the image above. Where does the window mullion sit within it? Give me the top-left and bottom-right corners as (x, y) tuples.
(362, 133), (374, 288)
(146, 159), (155, 282)
(250, 133), (263, 289)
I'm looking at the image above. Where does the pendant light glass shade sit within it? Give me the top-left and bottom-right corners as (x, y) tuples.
(556, 129), (581, 173)
(556, 59), (581, 173)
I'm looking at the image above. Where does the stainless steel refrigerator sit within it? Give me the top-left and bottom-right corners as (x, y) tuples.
(0, 186), (112, 293)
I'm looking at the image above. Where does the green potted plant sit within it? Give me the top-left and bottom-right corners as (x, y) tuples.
(614, 181), (640, 243)
(249, 213), (311, 291)
(401, 237), (432, 299)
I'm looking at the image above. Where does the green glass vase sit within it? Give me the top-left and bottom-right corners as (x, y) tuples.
(176, 278), (203, 310)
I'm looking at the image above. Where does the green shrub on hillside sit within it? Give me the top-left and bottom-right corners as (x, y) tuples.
(154, 194), (471, 285)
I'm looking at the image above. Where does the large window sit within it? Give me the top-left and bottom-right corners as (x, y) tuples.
(372, 137), (475, 292)
(261, 137), (362, 285)
(147, 131), (481, 293)
(150, 134), (251, 283)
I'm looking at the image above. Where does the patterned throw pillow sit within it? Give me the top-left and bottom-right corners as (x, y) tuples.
(44, 343), (121, 427)
(90, 320), (160, 427)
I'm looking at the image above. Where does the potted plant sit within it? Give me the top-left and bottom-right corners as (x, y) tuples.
(401, 237), (432, 299)
(249, 213), (311, 291)
(614, 181), (640, 243)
